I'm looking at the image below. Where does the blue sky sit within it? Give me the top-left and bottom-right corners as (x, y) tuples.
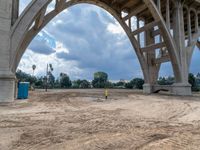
(18, 0), (200, 80)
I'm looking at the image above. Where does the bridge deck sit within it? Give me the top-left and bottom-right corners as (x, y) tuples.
(103, 0), (200, 34)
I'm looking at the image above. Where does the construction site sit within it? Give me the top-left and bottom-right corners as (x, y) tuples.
(0, 89), (200, 150)
(0, 0), (200, 149)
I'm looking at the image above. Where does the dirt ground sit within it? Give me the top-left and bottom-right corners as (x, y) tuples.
(0, 89), (200, 150)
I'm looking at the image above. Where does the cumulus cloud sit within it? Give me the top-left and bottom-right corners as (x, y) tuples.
(40, 4), (142, 80)
(29, 40), (55, 55)
(18, 50), (84, 79)
(107, 23), (124, 34)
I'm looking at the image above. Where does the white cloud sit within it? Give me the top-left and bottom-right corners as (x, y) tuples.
(55, 41), (69, 53)
(18, 50), (83, 79)
(107, 23), (125, 34)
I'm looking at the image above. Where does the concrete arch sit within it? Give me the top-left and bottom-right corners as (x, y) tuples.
(188, 30), (200, 59)
(188, 8), (200, 63)
(11, 0), (182, 84)
(11, 0), (149, 82)
(186, 8), (200, 66)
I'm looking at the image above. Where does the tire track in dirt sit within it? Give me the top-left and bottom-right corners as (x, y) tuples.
(0, 90), (200, 150)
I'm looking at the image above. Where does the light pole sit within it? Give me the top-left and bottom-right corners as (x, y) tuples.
(45, 64), (53, 92)
(32, 64), (36, 76)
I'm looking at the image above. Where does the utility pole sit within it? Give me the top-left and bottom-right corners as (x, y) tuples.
(45, 64), (48, 92)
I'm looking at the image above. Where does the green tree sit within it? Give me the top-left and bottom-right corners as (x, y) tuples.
(72, 79), (82, 88)
(45, 64), (54, 91)
(196, 73), (200, 86)
(158, 76), (174, 85)
(48, 71), (55, 88)
(16, 70), (37, 85)
(35, 77), (44, 88)
(54, 79), (61, 88)
(189, 73), (196, 87)
(92, 72), (108, 88)
(125, 82), (133, 89)
(80, 80), (90, 88)
(125, 78), (144, 89)
(106, 81), (114, 88)
(188, 73), (199, 91)
(72, 81), (80, 88)
(60, 73), (72, 88)
(131, 78), (144, 89)
(115, 81), (125, 88)
(158, 77), (167, 85)
(72, 79), (90, 88)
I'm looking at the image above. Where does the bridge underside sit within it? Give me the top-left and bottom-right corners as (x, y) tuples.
(0, 0), (200, 102)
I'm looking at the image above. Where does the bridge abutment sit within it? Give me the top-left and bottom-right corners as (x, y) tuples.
(0, 73), (16, 102)
(171, 83), (192, 96)
(0, 0), (16, 102)
(143, 84), (153, 94)
(143, 83), (192, 96)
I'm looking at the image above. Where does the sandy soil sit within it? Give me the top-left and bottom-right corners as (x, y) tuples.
(0, 89), (200, 150)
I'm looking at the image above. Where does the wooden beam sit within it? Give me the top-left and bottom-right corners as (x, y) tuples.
(132, 20), (160, 35)
(151, 29), (160, 37)
(34, 6), (47, 29)
(123, 5), (147, 21)
(141, 42), (166, 53)
(155, 55), (170, 64)
(55, 0), (65, 12)
(166, 0), (170, 30)
(120, 1), (131, 9)
(111, 0), (118, 5)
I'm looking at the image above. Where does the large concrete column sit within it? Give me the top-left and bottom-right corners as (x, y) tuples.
(143, 27), (159, 94)
(0, 0), (16, 102)
(171, 0), (191, 95)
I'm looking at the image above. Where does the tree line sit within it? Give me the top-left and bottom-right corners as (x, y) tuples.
(16, 67), (200, 91)
(16, 70), (145, 90)
(157, 73), (200, 91)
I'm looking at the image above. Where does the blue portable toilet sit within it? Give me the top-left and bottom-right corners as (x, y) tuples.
(18, 82), (29, 99)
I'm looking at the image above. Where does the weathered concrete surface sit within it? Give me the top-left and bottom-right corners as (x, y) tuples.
(0, 76), (15, 102)
(0, 0), (200, 102)
(143, 83), (192, 96)
(0, 0), (15, 102)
